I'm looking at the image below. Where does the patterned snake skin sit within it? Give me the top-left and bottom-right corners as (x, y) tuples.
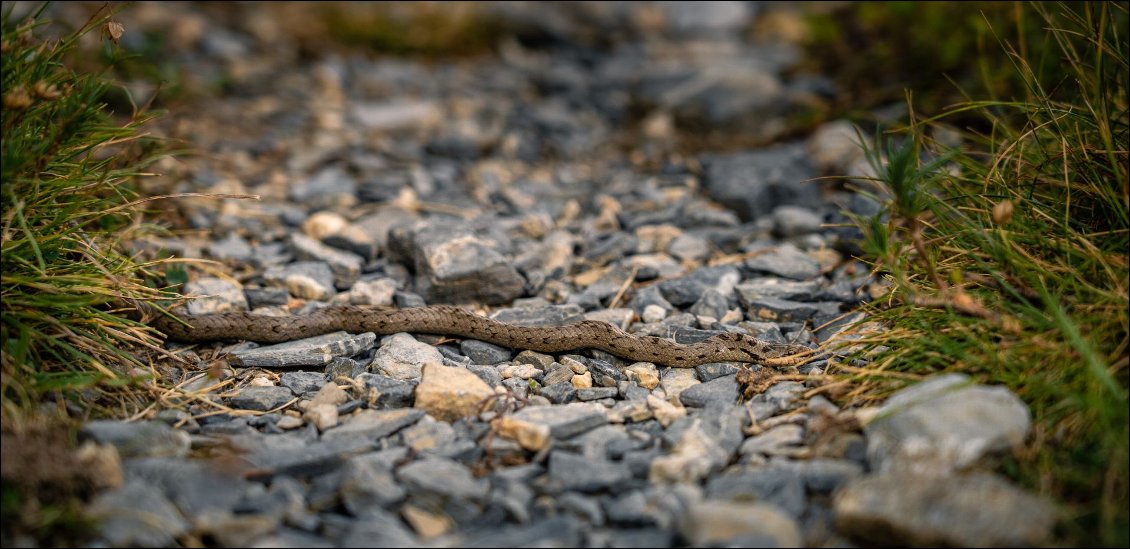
(152, 305), (813, 368)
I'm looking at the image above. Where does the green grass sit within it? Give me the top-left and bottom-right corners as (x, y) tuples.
(2, 4), (174, 542)
(837, 2), (1128, 545)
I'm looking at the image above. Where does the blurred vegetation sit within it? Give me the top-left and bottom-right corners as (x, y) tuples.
(317, 2), (505, 58)
(1, 3), (173, 544)
(802, 1), (1080, 122)
(834, 2), (1128, 545)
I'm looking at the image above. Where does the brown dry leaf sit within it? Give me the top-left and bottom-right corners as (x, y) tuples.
(105, 21), (124, 44)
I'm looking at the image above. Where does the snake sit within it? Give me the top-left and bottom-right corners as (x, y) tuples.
(150, 305), (814, 368)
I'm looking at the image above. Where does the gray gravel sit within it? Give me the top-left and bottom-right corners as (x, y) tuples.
(55, 2), (1059, 547)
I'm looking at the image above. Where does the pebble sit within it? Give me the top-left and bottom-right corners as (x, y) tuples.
(184, 277), (248, 314)
(413, 362), (495, 422)
(228, 386), (295, 411)
(263, 261), (337, 300)
(80, 420), (191, 458)
(371, 333), (443, 380)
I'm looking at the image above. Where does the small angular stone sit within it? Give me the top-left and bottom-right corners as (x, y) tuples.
(414, 362), (494, 422)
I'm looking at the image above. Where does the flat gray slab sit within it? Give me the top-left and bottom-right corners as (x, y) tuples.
(230, 331), (376, 367)
(511, 402), (608, 439)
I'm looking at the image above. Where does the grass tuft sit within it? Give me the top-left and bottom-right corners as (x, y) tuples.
(1, 3), (179, 542)
(839, 2), (1128, 545)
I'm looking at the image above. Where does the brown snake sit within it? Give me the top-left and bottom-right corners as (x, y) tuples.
(151, 305), (814, 368)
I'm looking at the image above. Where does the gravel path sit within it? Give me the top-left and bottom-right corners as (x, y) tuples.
(43, 3), (1057, 547)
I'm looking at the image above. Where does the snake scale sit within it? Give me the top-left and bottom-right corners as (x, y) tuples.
(152, 305), (813, 368)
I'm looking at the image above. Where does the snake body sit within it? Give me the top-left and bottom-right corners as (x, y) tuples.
(153, 305), (812, 368)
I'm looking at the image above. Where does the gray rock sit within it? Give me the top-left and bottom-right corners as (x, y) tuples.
(806, 119), (868, 173)
(739, 321), (788, 343)
(340, 453), (407, 513)
(694, 362), (740, 382)
(208, 233), (254, 262)
(703, 143), (821, 222)
(123, 458), (252, 516)
(542, 362), (576, 386)
(460, 515), (582, 548)
(865, 373), (1032, 474)
(279, 371), (328, 395)
(595, 528), (675, 548)
(667, 232), (711, 263)
(263, 261), (337, 301)
(539, 381), (577, 404)
(500, 376), (530, 399)
(834, 471), (1056, 547)
(772, 205), (824, 237)
(397, 456), (488, 501)
(184, 277), (248, 314)
(371, 332), (444, 380)
(80, 420), (190, 458)
(547, 450), (632, 493)
(230, 332), (376, 368)
(705, 468), (807, 517)
(749, 380), (806, 415)
(745, 243), (822, 280)
(245, 287), (290, 308)
(325, 356), (363, 380)
(460, 339), (513, 364)
(465, 364), (502, 388)
(577, 386), (619, 402)
(290, 233), (363, 289)
(250, 241), (293, 269)
(324, 226), (381, 263)
(400, 222), (525, 305)
(736, 277), (823, 302)
(618, 380), (651, 401)
(354, 373), (417, 409)
(654, 1), (754, 38)
(193, 510), (278, 547)
(232, 432), (372, 480)
(342, 507), (422, 548)
(587, 359), (625, 387)
(740, 424), (805, 457)
(514, 349), (556, 369)
(400, 418), (458, 454)
(785, 458), (864, 494)
(235, 475), (308, 523)
(228, 386), (296, 411)
(678, 374), (740, 407)
(585, 232), (639, 265)
(250, 528), (334, 548)
(627, 284), (674, 317)
(650, 425), (732, 483)
(743, 296), (826, 322)
(351, 99), (440, 131)
(558, 492), (605, 525)
(511, 402), (607, 439)
(321, 408), (424, 443)
(603, 485), (698, 527)
(290, 166), (356, 209)
(569, 424), (639, 460)
(687, 288), (731, 320)
(681, 499), (803, 547)
(490, 304), (585, 327)
(638, 63), (784, 131)
(658, 265), (740, 307)
(89, 479), (190, 547)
